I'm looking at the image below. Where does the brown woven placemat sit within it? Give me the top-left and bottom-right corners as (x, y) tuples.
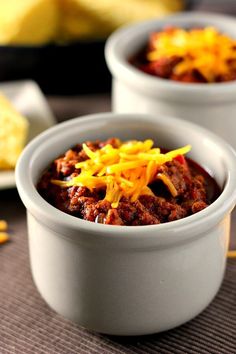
(1, 189), (236, 354)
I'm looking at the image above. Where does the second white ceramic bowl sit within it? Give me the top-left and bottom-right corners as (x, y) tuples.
(105, 12), (236, 150)
(16, 113), (236, 335)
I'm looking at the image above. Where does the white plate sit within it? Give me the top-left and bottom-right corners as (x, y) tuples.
(0, 80), (56, 189)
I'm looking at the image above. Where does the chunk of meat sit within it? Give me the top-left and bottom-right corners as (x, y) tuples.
(141, 56), (181, 79)
(105, 209), (124, 225)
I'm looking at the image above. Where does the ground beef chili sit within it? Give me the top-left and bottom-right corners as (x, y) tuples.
(37, 138), (220, 226)
(131, 26), (236, 83)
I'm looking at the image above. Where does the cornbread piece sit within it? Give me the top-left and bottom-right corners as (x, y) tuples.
(0, 94), (29, 169)
(0, 0), (183, 44)
(0, 220), (8, 231)
(0, 0), (59, 45)
(58, 0), (107, 40)
(58, 0), (183, 40)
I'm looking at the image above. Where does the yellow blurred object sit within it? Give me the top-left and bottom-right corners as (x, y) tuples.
(57, 0), (108, 40)
(0, 0), (184, 44)
(0, 232), (9, 244)
(0, 94), (29, 169)
(0, 0), (59, 45)
(0, 220), (9, 245)
(59, 0), (184, 40)
(0, 220), (8, 231)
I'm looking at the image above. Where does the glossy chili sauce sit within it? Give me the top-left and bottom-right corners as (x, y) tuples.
(186, 158), (220, 206)
(37, 139), (221, 226)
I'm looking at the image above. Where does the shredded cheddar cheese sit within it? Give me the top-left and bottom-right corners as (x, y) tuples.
(147, 27), (236, 82)
(157, 173), (178, 197)
(52, 139), (191, 208)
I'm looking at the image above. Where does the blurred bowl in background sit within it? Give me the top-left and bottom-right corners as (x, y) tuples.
(105, 12), (236, 150)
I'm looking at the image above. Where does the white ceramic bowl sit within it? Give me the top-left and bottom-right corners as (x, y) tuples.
(105, 12), (236, 150)
(16, 113), (236, 336)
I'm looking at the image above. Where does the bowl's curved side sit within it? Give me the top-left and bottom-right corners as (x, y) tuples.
(27, 209), (230, 335)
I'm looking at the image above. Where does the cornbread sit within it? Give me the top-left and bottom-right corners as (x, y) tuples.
(0, 94), (29, 169)
(0, 220), (8, 231)
(58, 0), (108, 40)
(0, 0), (184, 44)
(59, 0), (183, 39)
(0, 0), (59, 45)
(0, 232), (9, 244)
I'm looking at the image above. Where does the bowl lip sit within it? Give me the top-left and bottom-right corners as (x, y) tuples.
(105, 12), (236, 99)
(15, 112), (236, 244)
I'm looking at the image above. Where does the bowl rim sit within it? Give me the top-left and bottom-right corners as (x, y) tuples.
(105, 12), (236, 102)
(15, 113), (236, 247)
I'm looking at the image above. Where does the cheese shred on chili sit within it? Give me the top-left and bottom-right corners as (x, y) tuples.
(52, 139), (191, 208)
(147, 27), (236, 82)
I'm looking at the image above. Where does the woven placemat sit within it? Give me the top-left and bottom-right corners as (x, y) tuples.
(1, 189), (236, 354)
